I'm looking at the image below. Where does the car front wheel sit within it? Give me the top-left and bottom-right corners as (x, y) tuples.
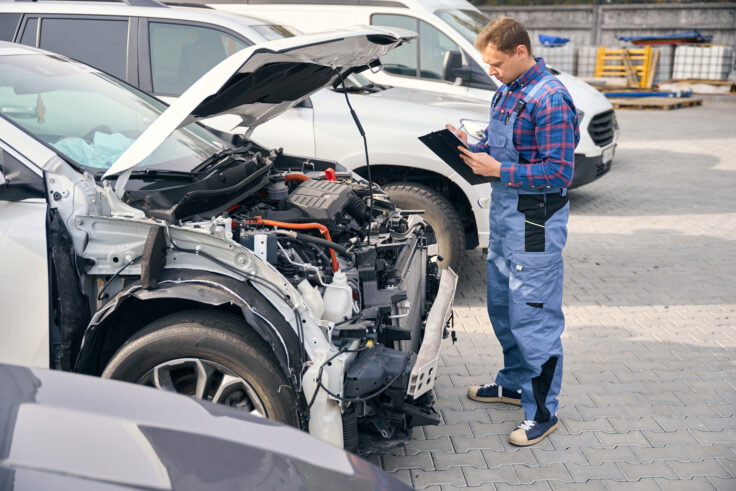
(101, 310), (299, 427)
(383, 182), (465, 270)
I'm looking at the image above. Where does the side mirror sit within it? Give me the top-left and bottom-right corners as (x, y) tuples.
(442, 50), (465, 83)
(447, 53), (498, 91)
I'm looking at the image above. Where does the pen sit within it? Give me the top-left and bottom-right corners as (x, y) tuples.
(457, 122), (466, 133)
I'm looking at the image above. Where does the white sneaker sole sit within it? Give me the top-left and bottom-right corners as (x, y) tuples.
(467, 386), (522, 406)
(509, 421), (559, 446)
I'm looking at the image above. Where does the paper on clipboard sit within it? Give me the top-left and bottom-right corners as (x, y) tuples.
(418, 129), (499, 185)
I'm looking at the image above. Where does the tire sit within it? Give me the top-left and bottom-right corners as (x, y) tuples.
(101, 310), (299, 427)
(383, 183), (465, 270)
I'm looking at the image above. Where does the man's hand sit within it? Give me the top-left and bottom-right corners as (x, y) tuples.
(445, 124), (468, 146)
(458, 146), (502, 177)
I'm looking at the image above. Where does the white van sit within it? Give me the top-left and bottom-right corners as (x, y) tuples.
(204, 0), (619, 190)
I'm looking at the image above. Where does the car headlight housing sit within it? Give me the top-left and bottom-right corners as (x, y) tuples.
(459, 119), (488, 142)
(576, 108), (584, 122)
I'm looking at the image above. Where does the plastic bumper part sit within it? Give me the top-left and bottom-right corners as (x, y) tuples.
(571, 144), (615, 189)
(406, 267), (458, 398)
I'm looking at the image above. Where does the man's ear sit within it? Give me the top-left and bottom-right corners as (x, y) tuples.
(516, 44), (528, 59)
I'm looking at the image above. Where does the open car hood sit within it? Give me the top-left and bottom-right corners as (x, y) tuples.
(103, 26), (415, 181)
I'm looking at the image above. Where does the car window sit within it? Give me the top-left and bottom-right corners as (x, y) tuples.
(149, 22), (250, 97)
(0, 53), (222, 173)
(371, 14), (418, 78)
(436, 9), (489, 46)
(371, 15), (459, 81)
(0, 13), (21, 42)
(19, 17), (37, 46)
(38, 17), (128, 80)
(418, 20), (460, 80)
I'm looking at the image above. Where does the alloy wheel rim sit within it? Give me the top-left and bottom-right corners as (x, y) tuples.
(139, 358), (266, 417)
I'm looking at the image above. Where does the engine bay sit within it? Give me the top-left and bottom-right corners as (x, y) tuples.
(114, 145), (448, 449)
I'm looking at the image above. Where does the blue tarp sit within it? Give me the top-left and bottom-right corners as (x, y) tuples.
(617, 30), (713, 43)
(538, 34), (569, 47)
(603, 91), (693, 98)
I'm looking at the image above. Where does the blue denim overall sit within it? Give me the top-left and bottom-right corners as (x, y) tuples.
(486, 77), (569, 422)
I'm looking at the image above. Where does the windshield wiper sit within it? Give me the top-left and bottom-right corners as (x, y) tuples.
(192, 144), (253, 174)
(367, 82), (390, 91)
(129, 169), (194, 178)
(333, 86), (365, 93)
(333, 83), (386, 94)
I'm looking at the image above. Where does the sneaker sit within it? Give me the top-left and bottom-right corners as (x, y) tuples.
(509, 416), (559, 446)
(467, 383), (522, 405)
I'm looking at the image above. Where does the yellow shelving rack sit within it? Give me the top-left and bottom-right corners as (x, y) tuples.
(595, 46), (656, 88)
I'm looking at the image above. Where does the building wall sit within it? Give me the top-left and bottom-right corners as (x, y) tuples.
(477, 3), (736, 49)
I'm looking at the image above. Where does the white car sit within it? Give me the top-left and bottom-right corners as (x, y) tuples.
(0, 1), (497, 268)
(205, 0), (620, 184)
(0, 30), (458, 451)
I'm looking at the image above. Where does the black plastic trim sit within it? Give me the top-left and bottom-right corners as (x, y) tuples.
(76, 270), (302, 383)
(0, 148), (45, 201)
(570, 152), (612, 189)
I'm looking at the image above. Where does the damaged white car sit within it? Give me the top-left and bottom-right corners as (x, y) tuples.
(0, 30), (457, 452)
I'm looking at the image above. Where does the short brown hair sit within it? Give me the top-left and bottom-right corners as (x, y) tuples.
(474, 16), (532, 56)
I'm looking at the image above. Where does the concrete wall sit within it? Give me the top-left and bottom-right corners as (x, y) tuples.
(477, 3), (736, 49)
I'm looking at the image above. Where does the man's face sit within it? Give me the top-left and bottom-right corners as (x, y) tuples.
(482, 43), (529, 85)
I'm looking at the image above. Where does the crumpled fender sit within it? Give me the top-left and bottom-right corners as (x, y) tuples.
(75, 269), (302, 385)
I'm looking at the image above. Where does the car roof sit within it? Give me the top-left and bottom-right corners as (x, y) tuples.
(0, 1), (282, 35)
(153, 0), (477, 12)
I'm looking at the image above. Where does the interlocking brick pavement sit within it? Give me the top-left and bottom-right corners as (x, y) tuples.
(378, 103), (736, 488)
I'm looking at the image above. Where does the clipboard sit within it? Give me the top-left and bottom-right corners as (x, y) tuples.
(418, 129), (499, 185)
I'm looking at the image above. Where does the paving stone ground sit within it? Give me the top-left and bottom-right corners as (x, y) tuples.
(377, 102), (736, 489)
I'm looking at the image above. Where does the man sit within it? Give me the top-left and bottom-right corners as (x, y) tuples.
(447, 17), (579, 446)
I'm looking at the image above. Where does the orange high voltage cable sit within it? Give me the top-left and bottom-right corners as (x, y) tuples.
(245, 216), (339, 272)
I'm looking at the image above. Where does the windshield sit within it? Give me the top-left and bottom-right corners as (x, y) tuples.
(250, 24), (300, 41)
(0, 53), (223, 173)
(436, 9), (489, 45)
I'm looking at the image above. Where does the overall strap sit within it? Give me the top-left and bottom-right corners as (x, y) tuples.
(491, 86), (506, 109)
(509, 75), (557, 121)
(525, 75), (556, 103)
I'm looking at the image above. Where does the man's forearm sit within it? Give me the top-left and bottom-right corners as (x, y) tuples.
(500, 158), (574, 189)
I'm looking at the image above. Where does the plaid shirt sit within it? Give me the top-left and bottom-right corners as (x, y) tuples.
(469, 58), (579, 189)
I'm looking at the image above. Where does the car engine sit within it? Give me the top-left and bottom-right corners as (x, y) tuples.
(223, 154), (446, 449)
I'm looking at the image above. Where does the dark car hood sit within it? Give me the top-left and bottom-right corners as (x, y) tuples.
(0, 364), (409, 490)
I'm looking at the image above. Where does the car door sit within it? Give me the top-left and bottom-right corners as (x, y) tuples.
(0, 138), (50, 369)
(139, 18), (316, 156)
(366, 13), (493, 99)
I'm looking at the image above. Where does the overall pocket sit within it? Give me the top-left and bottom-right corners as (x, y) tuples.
(488, 131), (507, 150)
(517, 194), (568, 252)
(509, 250), (562, 307)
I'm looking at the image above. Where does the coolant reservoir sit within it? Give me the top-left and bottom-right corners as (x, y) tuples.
(322, 271), (353, 323)
(302, 350), (344, 447)
(298, 279), (324, 320)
